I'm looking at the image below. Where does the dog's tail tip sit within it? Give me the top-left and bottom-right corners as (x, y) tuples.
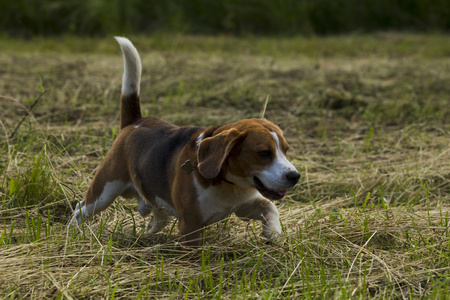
(114, 36), (127, 42)
(114, 36), (132, 48)
(115, 36), (142, 97)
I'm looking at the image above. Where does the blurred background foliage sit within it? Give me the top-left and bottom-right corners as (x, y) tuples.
(1, 0), (449, 37)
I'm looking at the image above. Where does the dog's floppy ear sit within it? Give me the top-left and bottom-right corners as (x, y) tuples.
(197, 128), (245, 179)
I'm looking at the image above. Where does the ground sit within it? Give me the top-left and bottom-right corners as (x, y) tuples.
(0, 33), (449, 299)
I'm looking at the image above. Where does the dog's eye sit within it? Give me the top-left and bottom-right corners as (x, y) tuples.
(258, 150), (272, 158)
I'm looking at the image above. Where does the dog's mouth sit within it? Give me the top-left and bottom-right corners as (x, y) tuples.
(253, 176), (287, 200)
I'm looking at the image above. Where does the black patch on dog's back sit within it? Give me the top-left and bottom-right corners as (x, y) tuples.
(127, 119), (203, 201)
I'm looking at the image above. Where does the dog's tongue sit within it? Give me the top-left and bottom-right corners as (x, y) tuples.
(276, 190), (287, 197)
(260, 188), (287, 200)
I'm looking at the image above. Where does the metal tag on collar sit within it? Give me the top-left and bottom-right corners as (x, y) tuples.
(181, 159), (198, 175)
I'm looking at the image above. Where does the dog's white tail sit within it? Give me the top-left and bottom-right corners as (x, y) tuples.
(114, 37), (143, 129)
(115, 36), (142, 96)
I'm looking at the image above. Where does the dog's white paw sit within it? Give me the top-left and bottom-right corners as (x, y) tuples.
(67, 202), (85, 232)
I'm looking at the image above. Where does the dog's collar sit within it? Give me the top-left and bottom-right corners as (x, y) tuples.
(181, 159), (235, 186)
(211, 174), (235, 186)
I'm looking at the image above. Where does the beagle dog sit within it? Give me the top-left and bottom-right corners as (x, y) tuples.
(70, 37), (300, 246)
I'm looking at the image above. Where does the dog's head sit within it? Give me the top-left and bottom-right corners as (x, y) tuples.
(197, 119), (300, 200)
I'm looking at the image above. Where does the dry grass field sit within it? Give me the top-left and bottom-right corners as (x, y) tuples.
(1, 33), (449, 299)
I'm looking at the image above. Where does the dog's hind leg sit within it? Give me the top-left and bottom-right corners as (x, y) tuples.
(69, 142), (132, 227)
(137, 196), (153, 218)
(70, 179), (129, 226)
(70, 153), (129, 227)
(145, 208), (172, 234)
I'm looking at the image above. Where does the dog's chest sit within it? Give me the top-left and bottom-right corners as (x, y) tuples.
(193, 178), (259, 225)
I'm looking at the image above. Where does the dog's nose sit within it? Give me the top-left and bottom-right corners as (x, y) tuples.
(286, 171), (300, 185)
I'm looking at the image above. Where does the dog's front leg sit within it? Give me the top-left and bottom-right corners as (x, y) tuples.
(172, 182), (205, 247)
(177, 214), (204, 247)
(235, 198), (282, 242)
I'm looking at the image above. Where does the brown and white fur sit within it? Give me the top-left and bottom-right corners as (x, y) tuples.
(70, 37), (300, 246)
